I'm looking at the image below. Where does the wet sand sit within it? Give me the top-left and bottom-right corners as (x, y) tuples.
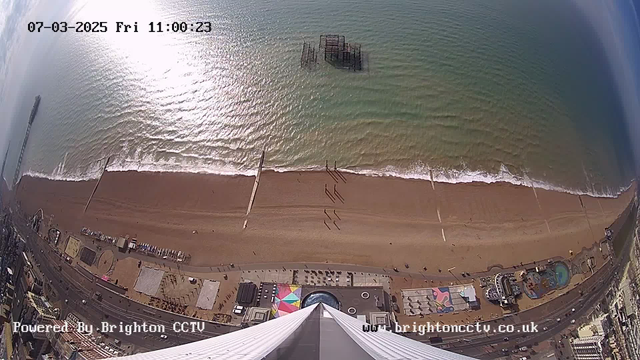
(14, 171), (635, 274)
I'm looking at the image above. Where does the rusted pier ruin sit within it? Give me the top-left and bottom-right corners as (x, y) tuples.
(301, 34), (364, 71)
(300, 41), (318, 69)
(319, 35), (362, 71)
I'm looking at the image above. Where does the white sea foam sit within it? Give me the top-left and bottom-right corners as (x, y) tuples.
(20, 153), (632, 199)
(105, 151), (256, 177)
(23, 154), (104, 182)
(332, 164), (632, 199)
(22, 170), (100, 182)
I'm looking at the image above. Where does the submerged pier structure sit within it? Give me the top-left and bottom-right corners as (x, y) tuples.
(301, 35), (364, 71)
(300, 41), (318, 69)
(319, 34), (362, 71)
(12, 95), (41, 189)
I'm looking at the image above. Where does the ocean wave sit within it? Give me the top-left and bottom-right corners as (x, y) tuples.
(105, 152), (257, 177)
(20, 155), (633, 199)
(22, 152), (105, 182)
(333, 164), (633, 199)
(22, 170), (100, 182)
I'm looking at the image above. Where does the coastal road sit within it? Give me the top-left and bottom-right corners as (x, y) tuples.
(14, 216), (238, 354)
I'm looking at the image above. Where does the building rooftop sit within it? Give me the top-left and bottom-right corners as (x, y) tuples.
(26, 292), (57, 320)
(402, 284), (478, 315)
(243, 307), (272, 325)
(572, 335), (605, 344)
(48, 320), (115, 359)
(369, 312), (390, 326)
(301, 286), (388, 318)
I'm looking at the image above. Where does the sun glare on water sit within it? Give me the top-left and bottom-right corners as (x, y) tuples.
(74, 0), (206, 97)
(69, 0), (238, 147)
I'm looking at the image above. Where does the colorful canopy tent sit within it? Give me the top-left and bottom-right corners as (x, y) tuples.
(271, 284), (302, 318)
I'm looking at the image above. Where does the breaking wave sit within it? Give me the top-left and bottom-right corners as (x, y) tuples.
(21, 152), (633, 199)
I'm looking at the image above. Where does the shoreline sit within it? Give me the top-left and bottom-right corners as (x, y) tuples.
(14, 170), (636, 274)
(22, 164), (634, 199)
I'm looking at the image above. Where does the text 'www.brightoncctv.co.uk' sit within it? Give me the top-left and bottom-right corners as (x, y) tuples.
(363, 322), (540, 336)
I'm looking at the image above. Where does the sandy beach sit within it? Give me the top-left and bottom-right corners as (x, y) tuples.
(13, 171), (635, 274)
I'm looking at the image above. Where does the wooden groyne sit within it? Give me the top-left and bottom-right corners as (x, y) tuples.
(244, 150), (265, 229)
(83, 156), (110, 214)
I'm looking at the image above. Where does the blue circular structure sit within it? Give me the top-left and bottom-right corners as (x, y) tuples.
(554, 262), (570, 287)
(302, 291), (340, 309)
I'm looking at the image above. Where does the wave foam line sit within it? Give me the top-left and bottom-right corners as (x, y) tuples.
(21, 158), (633, 199)
(22, 170), (101, 182)
(331, 165), (632, 199)
(105, 156), (257, 177)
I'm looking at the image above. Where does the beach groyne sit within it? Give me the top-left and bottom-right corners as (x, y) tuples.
(243, 150), (265, 229)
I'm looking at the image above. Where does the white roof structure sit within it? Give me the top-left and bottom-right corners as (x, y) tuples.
(133, 267), (165, 296)
(195, 280), (220, 310)
(111, 303), (476, 360)
(461, 285), (476, 302)
(570, 335), (605, 360)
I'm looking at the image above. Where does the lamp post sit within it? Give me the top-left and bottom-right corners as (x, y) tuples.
(447, 266), (461, 285)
